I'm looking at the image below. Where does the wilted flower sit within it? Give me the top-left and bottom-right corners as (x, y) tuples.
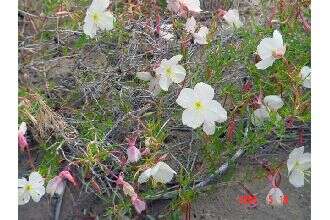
(46, 170), (77, 196)
(222, 9), (243, 28)
(126, 137), (141, 163)
(287, 146), (311, 187)
(18, 122), (29, 151)
(167, 0), (202, 14)
(138, 161), (177, 184)
(131, 193), (146, 214)
(300, 66), (311, 88)
(18, 172), (45, 205)
(176, 82), (227, 135)
(185, 16), (196, 34)
(184, 17), (209, 45)
(266, 187), (284, 206)
(252, 95), (284, 126)
(154, 55), (186, 91)
(136, 71), (162, 96)
(83, 0), (116, 38)
(193, 26), (209, 45)
(256, 30), (286, 70)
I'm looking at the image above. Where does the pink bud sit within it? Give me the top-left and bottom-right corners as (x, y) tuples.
(217, 9), (227, 17)
(127, 137), (141, 163)
(18, 122), (29, 151)
(141, 147), (150, 156)
(131, 193), (146, 214)
(59, 170), (77, 186)
(46, 176), (65, 196)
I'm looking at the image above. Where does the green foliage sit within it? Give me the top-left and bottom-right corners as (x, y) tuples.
(38, 140), (63, 179)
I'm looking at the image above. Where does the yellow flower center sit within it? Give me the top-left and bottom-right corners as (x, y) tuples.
(165, 67), (173, 77)
(24, 184), (33, 192)
(91, 11), (101, 23)
(193, 101), (204, 110)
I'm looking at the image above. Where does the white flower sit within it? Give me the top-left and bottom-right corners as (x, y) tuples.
(18, 172), (45, 205)
(287, 146), (311, 187)
(193, 26), (209, 45)
(256, 30), (286, 70)
(266, 187), (284, 206)
(83, 0), (116, 38)
(180, 0), (202, 13)
(300, 66), (311, 88)
(155, 55), (186, 91)
(252, 95), (284, 126)
(185, 16), (196, 34)
(136, 72), (162, 96)
(223, 9), (243, 28)
(138, 162), (177, 184)
(176, 82), (227, 135)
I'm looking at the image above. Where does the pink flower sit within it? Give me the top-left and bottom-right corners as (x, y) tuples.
(167, 0), (202, 15)
(126, 137), (141, 163)
(131, 193), (146, 214)
(46, 170), (77, 196)
(18, 122), (29, 151)
(116, 174), (135, 197)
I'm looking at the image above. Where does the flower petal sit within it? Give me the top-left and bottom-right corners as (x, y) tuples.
(138, 168), (152, 184)
(18, 188), (30, 205)
(185, 16), (196, 33)
(19, 122), (27, 134)
(255, 57), (275, 70)
(203, 121), (215, 135)
(263, 95), (284, 111)
(223, 9), (243, 28)
(90, 0), (110, 11)
(46, 176), (65, 196)
(289, 169), (305, 187)
(83, 16), (98, 38)
(203, 100), (227, 123)
(180, 0), (202, 12)
(300, 66), (311, 88)
(18, 177), (27, 188)
(289, 146), (305, 160)
(193, 26), (209, 45)
(30, 186), (45, 202)
(251, 106), (270, 126)
(158, 75), (172, 91)
(176, 88), (196, 108)
(29, 172), (44, 187)
(182, 108), (204, 129)
(272, 30), (284, 49)
(193, 82), (214, 101)
(169, 54), (183, 64)
(98, 12), (116, 31)
(171, 65), (186, 83)
(151, 162), (176, 184)
(136, 72), (153, 81)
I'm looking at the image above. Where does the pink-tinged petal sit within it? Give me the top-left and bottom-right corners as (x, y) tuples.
(185, 16), (196, 33)
(167, 0), (180, 13)
(127, 146), (142, 163)
(18, 133), (29, 151)
(131, 194), (146, 214)
(180, 0), (202, 13)
(19, 122), (27, 134)
(46, 176), (65, 196)
(59, 171), (77, 186)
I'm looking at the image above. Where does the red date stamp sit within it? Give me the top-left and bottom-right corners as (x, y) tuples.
(237, 195), (258, 205)
(267, 194), (289, 205)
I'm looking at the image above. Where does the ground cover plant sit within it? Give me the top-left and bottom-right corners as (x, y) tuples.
(18, 0), (311, 219)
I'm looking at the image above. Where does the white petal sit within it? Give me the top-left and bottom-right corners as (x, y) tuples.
(29, 172), (44, 187)
(203, 100), (227, 123)
(171, 65), (186, 83)
(138, 168), (152, 184)
(136, 71), (153, 81)
(287, 157), (296, 174)
(18, 188), (30, 205)
(255, 57), (275, 70)
(83, 16), (98, 38)
(298, 153), (311, 170)
(203, 121), (215, 135)
(185, 16), (196, 33)
(272, 30), (284, 49)
(223, 9), (243, 28)
(149, 77), (162, 96)
(289, 169), (305, 187)
(19, 122), (27, 134)
(158, 75), (172, 91)
(151, 162), (176, 184)
(289, 146), (305, 160)
(193, 82), (214, 101)
(263, 95), (284, 111)
(160, 30), (175, 41)
(169, 54), (183, 64)
(257, 38), (276, 59)
(300, 66), (311, 88)
(90, 0), (110, 11)
(176, 88), (196, 108)
(182, 108), (204, 129)
(18, 177), (27, 188)
(30, 186), (45, 202)
(98, 12), (116, 31)
(251, 106), (270, 126)
(180, 0), (202, 12)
